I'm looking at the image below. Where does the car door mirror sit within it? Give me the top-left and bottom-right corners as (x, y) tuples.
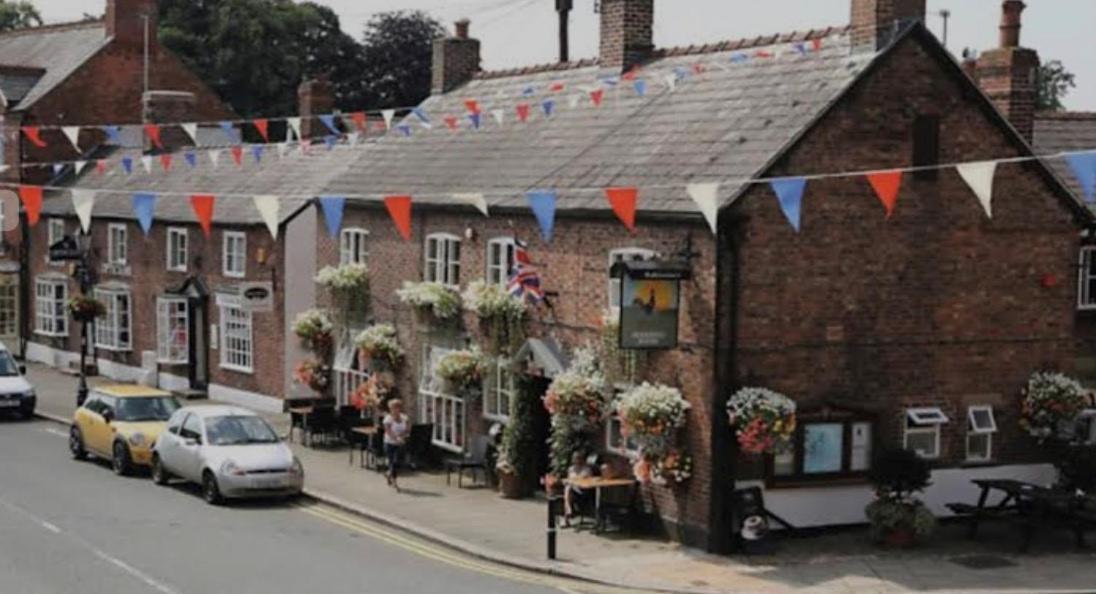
(102, 409), (114, 424)
(18, 364), (26, 375)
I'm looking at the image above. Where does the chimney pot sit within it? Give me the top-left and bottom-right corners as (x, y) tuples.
(850, 0), (926, 53)
(599, 0), (655, 73)
(431, 21), (481, 95)
(999, 0), (1026, 48)
(455, 19), (470, 40)
(298, 76), (336, 140)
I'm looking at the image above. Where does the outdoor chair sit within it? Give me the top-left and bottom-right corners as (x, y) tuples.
(304, 404), (339, 447)
(444, 435), (491, 488)
(407, 423), (435, 470)
(339, 410), (373, 465)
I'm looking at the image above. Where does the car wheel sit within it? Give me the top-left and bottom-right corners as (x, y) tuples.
(202, 471), (223, 505)
(112, 442), (132, 476)
(69, 426), (87, 460)
(151, 454), (171, 485)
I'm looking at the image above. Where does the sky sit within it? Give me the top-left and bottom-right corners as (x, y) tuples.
(38, 0), (1095, 111)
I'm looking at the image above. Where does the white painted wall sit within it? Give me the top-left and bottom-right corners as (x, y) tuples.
(282, 206), (318, 401)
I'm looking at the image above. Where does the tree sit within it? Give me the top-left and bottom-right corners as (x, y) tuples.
(1036, 60), (1077, 112)
(0, 1), (42, 31)
(356, 11), (445, 110)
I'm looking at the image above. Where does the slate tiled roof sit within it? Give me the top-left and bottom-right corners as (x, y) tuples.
(0, 21), (109, 111)
(1034, 112), (1096, 201)
(322, 29), (876, 216)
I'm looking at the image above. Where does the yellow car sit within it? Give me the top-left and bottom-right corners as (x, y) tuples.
(69, 385), (182, 475)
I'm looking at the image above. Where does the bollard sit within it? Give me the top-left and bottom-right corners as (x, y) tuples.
(547, 496), (558, 560)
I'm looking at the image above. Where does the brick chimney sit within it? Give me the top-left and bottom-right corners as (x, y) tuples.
(106, 0), (158, 48)
(431, 19), (481, 95)
(599, 0), (654, 73)
(850, 0), (926, 53)
(298, 76), (335, 140)
(143, 90), (195, 152)
(973, 1), (1039, 141)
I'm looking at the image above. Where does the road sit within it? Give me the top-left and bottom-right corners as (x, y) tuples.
(0, 418), (609, 594)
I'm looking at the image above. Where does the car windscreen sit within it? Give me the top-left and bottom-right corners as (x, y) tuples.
(0, 351), (19, 377)
(114, 397), (181, 422)
(205, 416), (279, 446)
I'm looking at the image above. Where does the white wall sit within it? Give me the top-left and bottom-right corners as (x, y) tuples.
(282, 206), (318, 401)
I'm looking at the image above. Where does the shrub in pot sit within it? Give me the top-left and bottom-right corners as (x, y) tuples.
(864, 448), (936, 547)
(496, 376), (539, 499)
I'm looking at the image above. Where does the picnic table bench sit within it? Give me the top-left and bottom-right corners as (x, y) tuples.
(948, 478), (1096, 552)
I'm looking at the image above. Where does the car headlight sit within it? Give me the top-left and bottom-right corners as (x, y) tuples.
(22, 390), (35, 399)
(289, 457), (304, 476)
(220, 460), (246, 476)
(128, 432), (147, 447)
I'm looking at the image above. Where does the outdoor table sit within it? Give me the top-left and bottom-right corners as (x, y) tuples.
(960, 478), (1090, 552)
(566, 476), (637, 533)
(349, 426), (379, 468)
(288, 406), (313, 444)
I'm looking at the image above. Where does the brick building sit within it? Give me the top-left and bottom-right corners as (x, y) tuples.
(312, 0), (1089, 552)
(0, 0), (231, 354)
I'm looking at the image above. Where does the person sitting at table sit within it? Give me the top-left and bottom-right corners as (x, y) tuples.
(563, 451), (595, 527)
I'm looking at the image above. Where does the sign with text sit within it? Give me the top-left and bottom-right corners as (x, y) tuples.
(238, 282), (274, 313)
(48, 236), (82, 262)
(616, 261), (687, 350)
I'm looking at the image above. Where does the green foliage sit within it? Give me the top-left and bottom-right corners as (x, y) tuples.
(865, 498), (936, 542)
(1036, 60), (1077, 112)
(867, 449), (932, 499)
(498, 376), (540, 486)
(356, 11), (445, 110)
(0, 1), (41, 32)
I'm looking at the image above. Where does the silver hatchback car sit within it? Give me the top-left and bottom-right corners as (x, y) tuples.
(151, 405), (303, 504)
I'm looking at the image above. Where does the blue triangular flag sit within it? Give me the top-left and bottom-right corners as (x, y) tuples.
(730, 53), (749, 64)
(102, 125), (123, 145)
(793, 42), (808, 55)
(324, 135), (337, 150)
(770, 177), (807, 232)
(219, 121), (240, 143)
(526, 190), (557, 242)
(184, 151), (197, 169)
(411, 107), (431, 126)
(397, 124), (412, 137)
(634, 80), (647, 97)
(468, 113), (481, 129)
(52, 163), (64, 177)
(132, 192), (156, 235)
(522, 85), (536, 96)
(252, 145), (264, 163)
(673, 67), (688, 81)
(121, 157), (134, 174)
(542, 99), (555, 117)
(1067, 152), (1096, 203)
(319, 114), (340, 135)
(319, 196), (345, 238)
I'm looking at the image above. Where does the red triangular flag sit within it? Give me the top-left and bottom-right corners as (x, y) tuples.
(811, 38), (823, 52)
(444, 116), (459, 131)
(21, 127), (47, 148)
(160, 153), (173, 171)
(190, 194), (215, 237)
(605, 187), (638, 233)
(516, 103), (531, 123)
(373, 120), (386, 132)
(464, 99), (480, 114)
(350, 112), (367, 132)
(144, 124), (163, 149)
(590, 89), (605, 107)
(95, 160), (108, 175)
(549, 82), (565, 92)
(867, 170), (903, 218)
(384, 195), (413, 241)
(622, 68), (640, 82)
(18, 185), (43, 226)
(230, 146), (243, 167)
(253, 118), (269, 142)
(692, 63), (707, 75)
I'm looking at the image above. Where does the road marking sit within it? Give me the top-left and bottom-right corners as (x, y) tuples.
(42, 427), (69, 438)
(91, 549), (178, 594)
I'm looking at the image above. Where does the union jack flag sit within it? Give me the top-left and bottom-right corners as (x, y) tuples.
(507, 239), (544, 303)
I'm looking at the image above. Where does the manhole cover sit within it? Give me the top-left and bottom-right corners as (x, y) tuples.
(950, 555), (1017, 570)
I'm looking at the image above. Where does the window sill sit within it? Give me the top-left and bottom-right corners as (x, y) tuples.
(96, 346), (132, 353)
(34, 330), (68, 338)
(220, 364), (254, 375)
(166, 267), (187, 274)
(483, 413), (511, 424)
(223, 272), (246, 279)
(158, 359), (189, 366)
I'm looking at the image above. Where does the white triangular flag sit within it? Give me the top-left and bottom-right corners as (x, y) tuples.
(491, 109), (505, 127)
(181, 123), (199, 145)
(71, 189), (96, 233)
(956, 161), (998, 219)
(252, 195), (280, 239)
(62, 126), (82, 152)
(664, 73), (678, 91)
(286, 117), (302, 141)
(568, 94), (582, 109)
(140, 155), (153, 174)
(686, 182), (720, 234)
(276, 142), (290, 159)
(74, 160), (88, 175)
(452, 193), (489, 217)
(208, 149), (222, 169)
(348, 132), (360, 146)
(382, 109), (395, 130)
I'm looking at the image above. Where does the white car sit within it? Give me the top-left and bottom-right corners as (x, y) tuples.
(151, 405), (303, 505)
(0, 342), (35, 419)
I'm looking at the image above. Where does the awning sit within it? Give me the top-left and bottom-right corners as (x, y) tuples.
(511, 338), (569, 378)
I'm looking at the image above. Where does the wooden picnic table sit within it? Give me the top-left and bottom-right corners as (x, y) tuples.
(565, 476), (638, 533)
(288, 406), (314, 444)
(948, 478), (1095, 552)
(348, 425), (379, 468)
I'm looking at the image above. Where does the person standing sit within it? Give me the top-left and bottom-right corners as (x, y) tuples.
(382, 399), (410, 491)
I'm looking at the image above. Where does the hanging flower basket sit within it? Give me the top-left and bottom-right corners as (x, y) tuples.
(1020, 371), (1086, 443)
(293, 359), (331, 395)
(463, 281), (527, 355)
(397, 282), (462, 327)
(434, 347), (487, 395)
(615, 382), (691, 458)
(350, 373), (393, 413)
(726, 387), (797, 455)
(354, 324), (404, 370)
(293, 309), (335, 356)
(544, 371), (607, 429)
(315, 264), (370, 323)
(68, 295), (106, 322)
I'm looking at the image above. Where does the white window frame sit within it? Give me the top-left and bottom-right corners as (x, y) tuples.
(424, 233), (461, 287)
(485, 237), (516, 287)
(48, 218), (65, 248)
(339, 228), (370, 265)
(419, 344), (464, 452)
(107, 223), (128, 266)
(607, 248), (658, 315)
(965, 405), (998, 462)
(1080, 247), (1096, 310)
(219, 296), (253, 373)
(94, 288), (132, 351)
(483, 359), (515, 422)
(904, 407), (949, 459)
(34, 278), (68, 337)
(222, 231), (247, 278)
(167, 227), (188, 272)
(0, 282), (17, 337)
(156, 297), (189, 364)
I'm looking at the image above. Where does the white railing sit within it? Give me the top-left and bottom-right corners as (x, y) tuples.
(334, 367), (370, 407)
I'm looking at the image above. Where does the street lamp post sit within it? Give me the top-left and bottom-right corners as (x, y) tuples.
(73, 234), (93, 407)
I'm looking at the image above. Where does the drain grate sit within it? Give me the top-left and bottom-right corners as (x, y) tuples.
(950, 555), (1018, 570)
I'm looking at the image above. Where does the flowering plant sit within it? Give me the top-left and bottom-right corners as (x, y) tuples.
(634, 449), (694, 486)
(434, 347), (488, 391)
(293, 309), (333, 341)
(463, 281), (527, 354)
(615, 383), (690, 458)
(354, 324), (404, 368)
(315, 263), (369, 292)
(293, 359), (331, 393)
(544, 371), (607, 428)
(350, 373), (393, 412)
(1020, 371), (1087, 442)
(726, 387), (797, 455)
(67, 295), (105, 321)
(396, 281), (462, 321)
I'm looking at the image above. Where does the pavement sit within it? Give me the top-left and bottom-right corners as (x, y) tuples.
(22, 362), (1096, 594)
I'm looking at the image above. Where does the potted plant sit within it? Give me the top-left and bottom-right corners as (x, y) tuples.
(354, 323), (404, 370)
(865, 448), (937, 548)
(726, 387), (797, 455)
(463, 281), (527, 355)
(396, 281), (461, 327)
(293, 309), (334, 356)
(434, 347), (487, 395)
(497, 376), (539, 499)
(1020, 371), (1086, 444)
(68, 295), (105, 323)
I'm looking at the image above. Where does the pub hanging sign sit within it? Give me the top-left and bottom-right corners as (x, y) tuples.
(612, 260), (690, 350)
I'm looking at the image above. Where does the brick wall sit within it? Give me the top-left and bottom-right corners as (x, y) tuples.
(598, 0), (654, 72)
(431, 21), (481, 95)
(850, 0), (926, 53)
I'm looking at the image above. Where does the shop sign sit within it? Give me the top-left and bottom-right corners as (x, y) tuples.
(238, 282), (274, 313)
(614, 260), (688, 350)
